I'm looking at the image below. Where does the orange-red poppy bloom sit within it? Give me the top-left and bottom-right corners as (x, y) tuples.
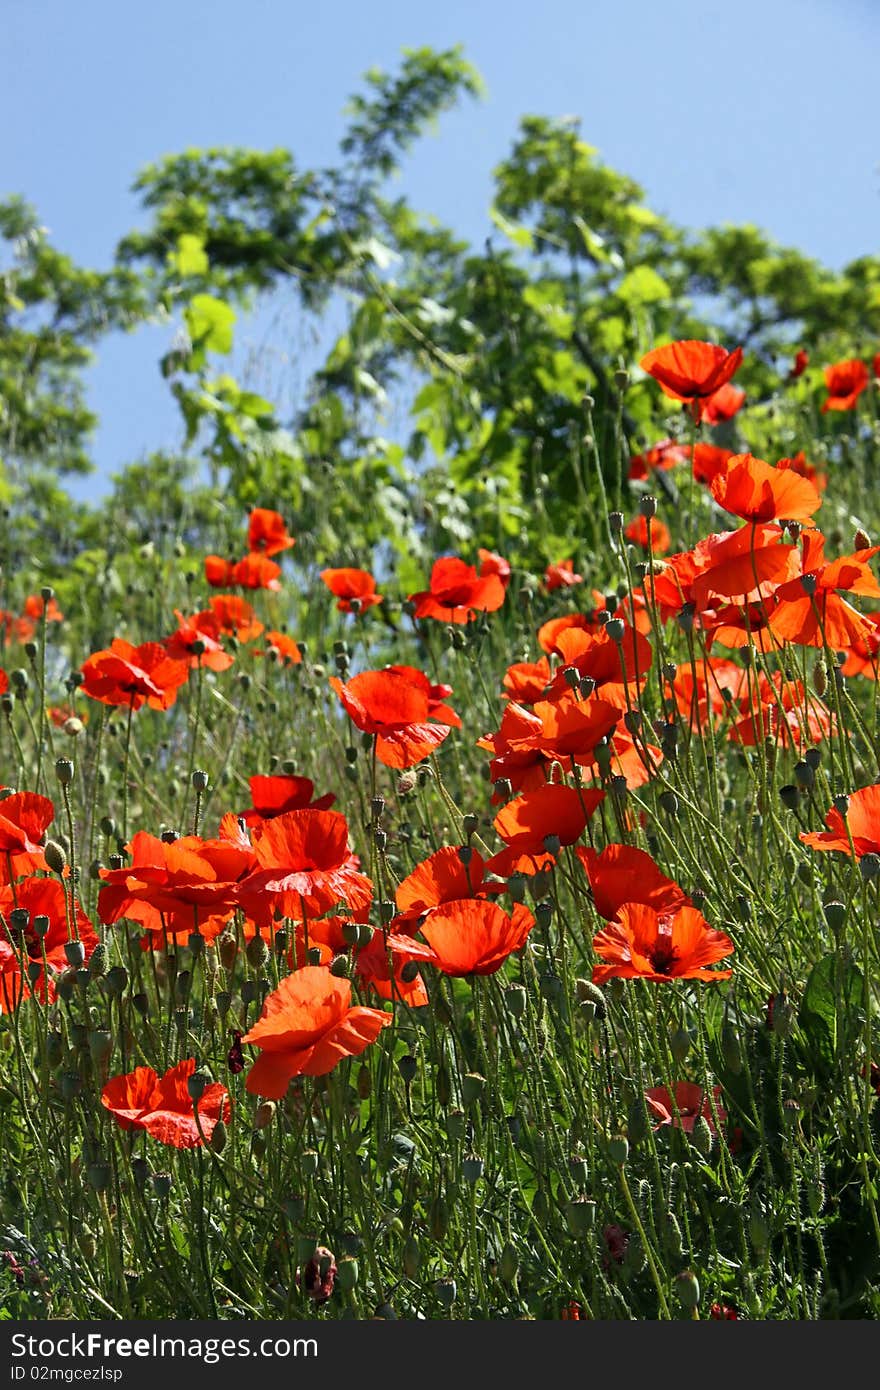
(208, 594), (264, 642)
(260, 631), (302, 665)
(729, 671), (832, 749)
(577, 844), (689, 921)
(591, 902), (734, 984)
(97, 831), (257, 941)
(80, 640), (190, 712)
(478, 549), (512, 586)
(420, 898), (536, 976)
(663, 656), (746, 731)
(841, 612), (880, 678)
(241, 808), (373, 926)
(788, 349), (809, 380)
(395, 845), (495, 924)
(101, 1059), (230, 1147)
(240, 774), (335, 826)
(709, 453), (822, 525)
(319, 568), (382, 613)
(247, 508), (295, 556)
(205, 553), (282, 591)
(769, 531), (880, 648)
(242, 966), (391, 1097)
(628, 439), (690, 482)
(0, 789), (54, 881)
(777, 451), (827, 493)
(0, 877), (98, 1013)
(644, 1081), (726, 1134)
(822, 359), (869, 412)
(625, 515), (671, 554)
(692, 443), (735, 487)
(640, 340), (743, 416)
(544, 559), (583, 592)
(800, 784), (880, 858)
(165, 610), (233, 672)
(698, 383), (746, 425)
(354, 925), (436, 1007)
(488, 782), (603, 876)
(690, 525), (799, 609)
(330, 666), (458, 768)
(409, 557), (506, 625)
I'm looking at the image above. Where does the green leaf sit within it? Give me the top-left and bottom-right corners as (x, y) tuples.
(168, 233), (209, 277)
(617, 265), (671, 306)
(184, 293), (236, 354)
(490, 206), (534, 251)
(798, 951), (863, 1076)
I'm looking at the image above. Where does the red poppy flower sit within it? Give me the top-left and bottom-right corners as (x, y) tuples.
(205, 553), (282, 591)
(0, 789), (54, 882)
(502, 657), (553, 705)
(769, 531), (880, 648)
(247, 508), (295, 556)
(709, 1303), (739, 1321)
(330, 667), (458, 768)
(644, 1081), (726, 1134)
(260, 631), (302, 665)
(409, 557), (506, 625)
(420, 898), (536, 976)
(625, 515), (671, 554)
(628, 439), (690, 482)
(544, 559), (583, 592)
(101, 1059), (230, 1148)
(777, 451), (827, 493)
(699, 383), (746, 425)
(488, 692), (622, 771)
(664, 657), (746, 731)
(841, 612), (880, 678)
(240, 774), (335, 827)
(488, 782), (603, 876)
(319, 568), (383, 614)
(692, 444), (735, 487)
(164, 610), (233, 672)
(80, 640), (190, 712)
(577, 844), (689, 921)
(800, 784), (880, 857)
(709, 453), (821, 525)
(395, 845), (494, 924)
(640, 340), (743, 416)
(690, 525), (799, 609)
(208, 595), (264, 642)
(0, 878), (98, 1013)
(788, 349), (809, 380)
(591, 902), (734, 984)
(240, 808), (373, 926)
(242, 966), (391, 1097)
(97, 831), (257, 942)
(729, 672), (832, 749)
(23, 594), (64, 624)
(354, 925), (437, 1007)
(822, 359), (869, 412)
(477, 702), (564, 797)
(478, 549), (512, 586)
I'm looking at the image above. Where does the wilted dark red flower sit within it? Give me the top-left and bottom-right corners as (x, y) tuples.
(821, 358), (869, 412)
(101, 1059), (230, 1148)
(81, 640), (190, 711)
(242, 966), (390, 1096)
(247, 508), (295, 556)
(409, 557), (506, 624)
(330, 666), (458, 768)
(319, 568), (382, 613)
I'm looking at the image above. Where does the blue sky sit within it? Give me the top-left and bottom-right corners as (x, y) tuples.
(3, 0), (878, 499)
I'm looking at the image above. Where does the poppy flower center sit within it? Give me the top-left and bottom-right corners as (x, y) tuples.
(648, 940), (678, 974)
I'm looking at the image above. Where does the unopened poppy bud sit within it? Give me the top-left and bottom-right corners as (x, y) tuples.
(245, 936), (269, 970)
(44, 840), (67, 875)
(812, 657), (827, 697)
(11, 669), (28, 693)
(658, 789), (679, 816)
(779, 784), (799, 811)
(131, 991), (149, 1016)
(254, 1100), (276, 1130)
(675, 1270), (701, 1311)
(210, 1120), (227, 1154)
(690, 1115), (714, 1157)
(187, 1071), (210, 1104)
(575, 978), (607, 1020)
(397, 1054), (417, 1085)
(88, 1030), (113, 1067)
(26, 960), (41, 985)
(337, 1254), (359, 1291)
(436, 1061), (451, 1108)
(823, 900), (846, 933)
(860, 853), (880, 881)
(55, 758), (74, 786)
(329, 954), (350, 978)
(676, 603), (695, 634)
(609, 511), (624, 536)
(462, 1153), (484, 1183)
(397, 771), (417, 795)
(217, 933), (237, 972)
(855, 527), (872, 550)
(462, 1072), (486, 1106)
(63, 940), (85, 968)
(434, 1277), (457, 1307)
(594, 739), (613, 773)
(608, 1135), (629, 1166)
(151, 1172), (173, 1199)
(661, 724), (679, 759)
(403, 1235), (422, 1280)
(670, 1027), (691, 1063)
(721, 1022), (743, 1074)
(627, 1096), (650, 1147)
(88, 944), (107, 979)
(131, 1156), (150, 1189)
(505, 984), (527, 1018)
(507, 872), (526, 904)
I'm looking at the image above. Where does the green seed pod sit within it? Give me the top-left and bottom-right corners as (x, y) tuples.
(690, 1115), (714, 1157)
(429, 1196), (450, 1240)
(608, 1135), (629, 1167)
(565, 1198), (597, 1235)
(87, 1163), (111, 1192)
(575, 978), (607, 1020)
(210, 1120), (227, 1154)
(434, 1277), (457, 1308)
(670, 1027), (691, 1063)
(446, 1109), (466, 1141)
(627, 1096), (650, 1147)
(499, 1242), (518, 1284)
(721, 1022), (743, 1074)
(461, 1072), (486, 1106)
(622, 1231), (646, 1279)
(436, 1060), (452, 1108)
(46, 1032), (64, 1069)
(674, 1270), (700, 1311)
(336, 1255), (359, 1292)
(88, 1030), (113, 1068)
(462, 1153), (484, 1184)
